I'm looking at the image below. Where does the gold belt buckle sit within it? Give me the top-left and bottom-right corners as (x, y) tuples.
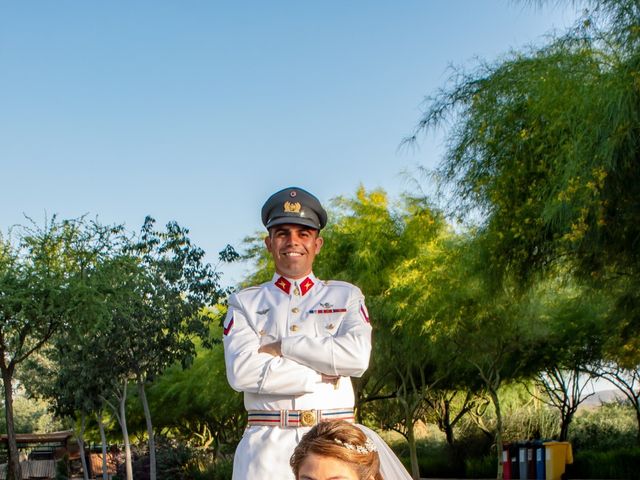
(299, 410), (317, 427)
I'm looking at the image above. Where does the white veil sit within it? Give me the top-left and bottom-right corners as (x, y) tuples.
(356, 424), (414, 480)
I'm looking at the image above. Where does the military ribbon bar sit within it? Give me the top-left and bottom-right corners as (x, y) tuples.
(308, 308), (347, 314)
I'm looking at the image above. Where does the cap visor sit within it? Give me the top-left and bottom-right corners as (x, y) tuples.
(265, 216), (320, 230)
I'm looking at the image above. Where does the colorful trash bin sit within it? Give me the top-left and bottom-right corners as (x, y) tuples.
(503, 443), (520, 479)
(518, 442), (529, 479)
(527, 442), (537, 479)
(503, 443), (513, 480)
(533, 441), (545, 480)
(543, 441), (573, 480)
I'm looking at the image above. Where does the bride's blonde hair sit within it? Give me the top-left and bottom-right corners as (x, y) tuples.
(290, 420), (384, 480)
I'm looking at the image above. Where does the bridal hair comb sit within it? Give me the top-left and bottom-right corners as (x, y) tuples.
(334, 437), (377, 454)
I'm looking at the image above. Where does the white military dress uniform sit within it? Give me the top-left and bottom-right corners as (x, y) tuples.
(223, 186), (413, 480)
(223, 272), (372, 479)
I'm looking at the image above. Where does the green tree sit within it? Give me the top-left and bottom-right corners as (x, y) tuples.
(409, 236), (553, 479)
(0, 392), (64, 435)
(316, 188), (418, 415)
(530, 280), (609, 441)
(0, 219), (114, 480)
(594, 361), (640, 443)
(366, 197), (465, 480)
(23, 234), (141, 480)
(423, 389), (483, 447)
(22, 217), (233, 480)
(116, 217), (230, 480)
(408, 0), (640, 364)
(364, 319), (442, 480)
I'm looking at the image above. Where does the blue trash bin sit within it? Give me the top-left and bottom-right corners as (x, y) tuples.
(534, 441), (545, 480)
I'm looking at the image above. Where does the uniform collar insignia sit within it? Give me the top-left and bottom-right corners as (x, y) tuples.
(274, 276), (291, 294)
(273, 274), (315, 296)
(299, 276), (314, 296)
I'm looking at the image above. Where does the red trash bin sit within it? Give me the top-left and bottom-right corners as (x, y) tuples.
(503, 443), (513, 480)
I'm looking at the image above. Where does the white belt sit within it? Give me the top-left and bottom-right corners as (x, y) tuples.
(246, 408), (355, 427)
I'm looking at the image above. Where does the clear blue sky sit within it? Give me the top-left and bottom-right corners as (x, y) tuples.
(1, 1), (580, 286)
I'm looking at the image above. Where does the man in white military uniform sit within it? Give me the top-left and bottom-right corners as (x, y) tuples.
(223, 187), (372, 479)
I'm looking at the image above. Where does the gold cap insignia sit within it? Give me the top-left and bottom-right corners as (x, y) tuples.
(284, 201), (302, 213)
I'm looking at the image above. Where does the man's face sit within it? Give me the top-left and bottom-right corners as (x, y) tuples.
(265, 224), (324, 279)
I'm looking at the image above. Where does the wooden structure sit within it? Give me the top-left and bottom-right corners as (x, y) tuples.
(0, 431), (74, 479)
(0, 432), (117, 479)
(0, 460), (56, 479)
(88, 453), (117, 478)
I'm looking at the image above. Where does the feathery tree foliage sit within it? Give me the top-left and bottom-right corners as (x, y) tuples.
(408, 0), (640, 366)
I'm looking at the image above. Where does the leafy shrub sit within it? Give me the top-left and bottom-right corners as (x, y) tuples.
(453, 426), (494, 459)
(569, 401), (636, 450)
(155, 437), (194, 480)
(453, 385), (559, 446)
(394, 438), (463, 478)
(399, 440), (498, 478)
(117, 437), (195, 480)
(55, 456), (69, 480)
(186, 459), (233, 480)
(115, 437), (234, 480)
(501, 403), (559, 441)
(416, 454), (460, 478)
(389, 393), (637, 479)
(465, 455), (496, 478)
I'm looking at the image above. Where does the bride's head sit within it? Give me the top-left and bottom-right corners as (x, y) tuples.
(290, 421), (383, 480)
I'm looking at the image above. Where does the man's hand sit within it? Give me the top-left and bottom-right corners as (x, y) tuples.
(258, 341), (282, 357)
(321, 374), (340, 388)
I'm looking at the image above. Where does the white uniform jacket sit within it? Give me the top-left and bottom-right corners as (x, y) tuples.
(222, 272), (372, 479)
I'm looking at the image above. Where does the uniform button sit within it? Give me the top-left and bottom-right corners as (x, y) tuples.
(291, 307), (300, 314)
(259, 329), (267, 336)
(293, 287), (300, 296)
(290, 325), (299, 332)
(326, 323), (335, 330)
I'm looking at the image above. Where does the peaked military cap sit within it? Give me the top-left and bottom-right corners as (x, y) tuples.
(261, 187), (328, 230)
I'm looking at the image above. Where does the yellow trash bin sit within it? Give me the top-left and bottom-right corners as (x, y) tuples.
(543, 441), (573, 480)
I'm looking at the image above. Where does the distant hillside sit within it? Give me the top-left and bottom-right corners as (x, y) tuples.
(580, 389), (626, 409)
